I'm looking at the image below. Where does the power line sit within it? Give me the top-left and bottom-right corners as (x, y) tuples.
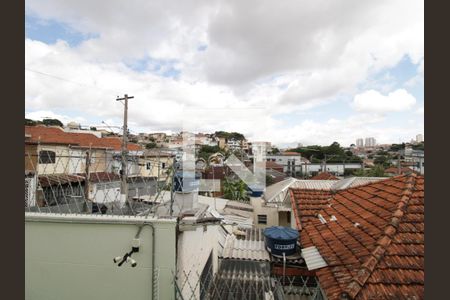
(25, 67), (121, 95)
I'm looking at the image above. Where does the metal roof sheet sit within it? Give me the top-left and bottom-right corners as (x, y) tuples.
(221, 232), (270, 261)
(331, 176), (387, 190)
(301, 246), (327, 271)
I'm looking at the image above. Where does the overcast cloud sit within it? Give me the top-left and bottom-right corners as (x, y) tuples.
(25, 0), (424, 146)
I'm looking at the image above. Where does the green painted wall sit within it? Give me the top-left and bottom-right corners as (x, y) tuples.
(25, 214), (177, 300)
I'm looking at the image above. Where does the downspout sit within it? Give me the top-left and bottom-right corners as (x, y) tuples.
(135, 223), (156, 300)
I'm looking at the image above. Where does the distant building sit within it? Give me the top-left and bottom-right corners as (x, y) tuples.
(248, 141), (272, 154)
(364, 137), (376, 148)
(416, 134), (424, 143)
(356, 138), (364, 148)
(263, 152), (303, 173)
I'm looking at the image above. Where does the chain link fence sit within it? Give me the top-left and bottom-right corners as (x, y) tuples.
(24, 147), (175, 216)
(175, 260), (326, 300)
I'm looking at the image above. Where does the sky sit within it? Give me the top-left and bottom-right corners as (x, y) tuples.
(25, 0), (424, 147)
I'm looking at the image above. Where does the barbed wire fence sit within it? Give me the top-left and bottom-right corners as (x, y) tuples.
(24, 146), (176, 216)
(174, 260), (326, 300)
(24, 146), (327, 300)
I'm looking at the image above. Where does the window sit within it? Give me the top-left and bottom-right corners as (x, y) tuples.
(258, 214), (267, 224)
(286, 211), (291, 224)
(146, 162), (151, 170)
(39, 150), (56, 164)
(161, 162), (166, 169)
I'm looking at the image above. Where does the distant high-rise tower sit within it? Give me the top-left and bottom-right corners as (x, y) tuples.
(416, 134), (424, 143)
(364, 137), (376, 148)
(356, 138), (364, 148)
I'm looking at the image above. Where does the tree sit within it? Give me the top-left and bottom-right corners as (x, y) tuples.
(389, 143), (406, 152)
(223, 178), (249, 202)
(42, 118), (63, 127)
(270, 147), (281, 155)
(353, 165), (386, 177)
(25, 118), (37, 126)
(266, 175), (275, 186)
(374, 155), (391, 167)
(412, 142), (424, 151)
(370, 165), (387, 177)
(214, 131), (245, 141)
(198, 145), (224, 161)
(145, 142), (157, 149)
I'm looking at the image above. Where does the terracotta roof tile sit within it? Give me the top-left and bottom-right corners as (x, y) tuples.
(25, 126), (141, 151)
(310, 172), (339, 180)
(385, 166), (416, 175)
(290, 174), (424, 300)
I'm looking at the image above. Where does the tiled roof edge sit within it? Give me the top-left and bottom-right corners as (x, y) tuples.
(341, 173), (418, 300)
(289, 189), (302, 231)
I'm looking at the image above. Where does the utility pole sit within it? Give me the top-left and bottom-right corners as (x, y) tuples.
(84, 150), (90, 201)
(116, 94), (134, 210)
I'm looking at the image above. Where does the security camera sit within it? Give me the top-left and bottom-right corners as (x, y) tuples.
(127, 257), (137, 267)
(113, 256), (122, 263)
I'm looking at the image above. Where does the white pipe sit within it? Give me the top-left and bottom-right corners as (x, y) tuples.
(25, 212), (175, 225)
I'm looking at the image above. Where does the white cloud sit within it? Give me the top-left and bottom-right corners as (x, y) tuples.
(352, 89), (416, 113)
(260, 112), (423, 147)
(404, 58), (424, 87)
(25, 0), (424, 144)
(415, 106), (424, 115)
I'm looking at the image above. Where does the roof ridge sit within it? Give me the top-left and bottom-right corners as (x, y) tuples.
(340, 173), (417, 300)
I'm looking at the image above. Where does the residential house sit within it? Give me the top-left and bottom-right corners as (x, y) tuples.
(385, 166), (416, 176)
(25, 125), (142, 176)
(138, 149), (174, 181)
(262, 152), (303, 173)
(310, 172), (339, 180)
(289, 174), (424, 299)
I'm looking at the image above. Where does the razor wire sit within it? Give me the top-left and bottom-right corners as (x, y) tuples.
(174, 261), (326, 300)
(24, 147), (179, 217)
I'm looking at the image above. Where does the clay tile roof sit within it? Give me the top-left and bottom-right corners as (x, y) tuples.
(289, 189), (335, 230)
(292, 174), (424, 300)
(25, 125), (141, 151)
(282, 151), (301, 155)
(311, 172), (339, 180)
(85, 172), (121, 183)
(384, 166), (416, 175)
(265, 161), (284, 169)
(38, 174), (85, 187)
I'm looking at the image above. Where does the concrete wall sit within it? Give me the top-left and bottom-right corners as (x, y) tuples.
(25, 213), (177, 300)
(36, 145), (73, 174)
(303, 163), (363, 175)
(139, 156), (172, 179)
(177, 224), (221, 299)
(251, 197), (279, 229)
